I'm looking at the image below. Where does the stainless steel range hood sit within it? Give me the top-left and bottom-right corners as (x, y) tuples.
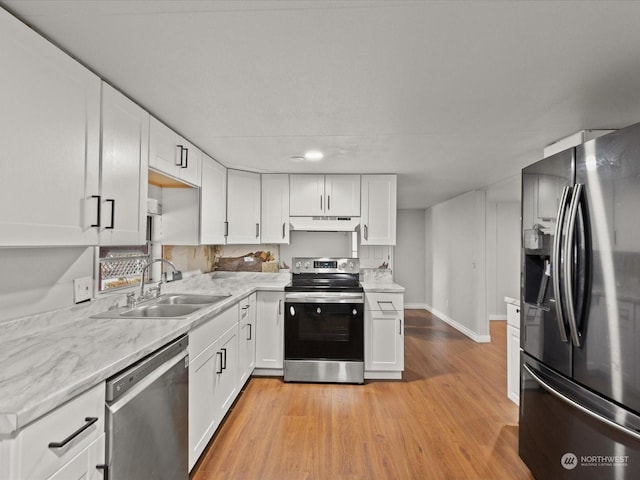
(289, 216), (360, 232)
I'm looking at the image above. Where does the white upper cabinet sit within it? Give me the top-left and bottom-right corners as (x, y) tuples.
(149, 116), (201, 187)
(261, 174), (290, 244)
(99, 83), (149, 246)
(289, 175), (360, 217)
(325, 175), (361, 216)
(361, 175), (397, 245)
(227, 170), (261, 244)
(0, 9), (101, 246)
(200, 154), (227, 245)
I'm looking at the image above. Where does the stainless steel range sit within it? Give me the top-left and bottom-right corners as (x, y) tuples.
(284, 257), (364, 384)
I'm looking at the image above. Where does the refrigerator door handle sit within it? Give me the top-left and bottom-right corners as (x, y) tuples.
(552, 185), (571, 343)
(524, 363), (640, 442)
(563, 184), (583, 347)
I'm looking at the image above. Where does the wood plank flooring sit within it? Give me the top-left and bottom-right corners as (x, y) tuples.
(191, 310), (534, 480)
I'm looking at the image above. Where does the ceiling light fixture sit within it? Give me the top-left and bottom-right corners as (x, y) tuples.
(304, 150), (324, 161)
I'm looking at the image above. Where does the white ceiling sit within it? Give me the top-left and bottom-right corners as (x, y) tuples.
(4, 0), (640, 208)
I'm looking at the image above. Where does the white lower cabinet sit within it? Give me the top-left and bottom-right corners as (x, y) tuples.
(238, 293), (257, 386)
(255, 291), (284, 371)
(47, 434), (105, 480)
(188, 304), (240, 471)
(365, 292), (404, 379)
(0, 383), (105, 480)
(507, 325), (521, 405)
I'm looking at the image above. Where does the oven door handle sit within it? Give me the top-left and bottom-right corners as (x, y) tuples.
(285, 293), (364, 304)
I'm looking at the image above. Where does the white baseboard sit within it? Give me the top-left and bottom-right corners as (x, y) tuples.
(490, 314), (507, 321)
(425, 305), (491, 343)
(405, 303), (427, 310)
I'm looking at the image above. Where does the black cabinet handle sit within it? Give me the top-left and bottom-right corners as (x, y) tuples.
(282, 222), (286, 239)
(320, 195), (323, 211)
(399, 319), (402, 335)
(364, 224), (368, 240)
(248, 323), (252, 341)
(224, 221), (229, 237)
(327, 195), (330, 211)
(91, 195), (101, 227)
(181, 147), (188, 169)
(48, 417), (98, 449)
(221, 348), (227, 370)
(176, 145), (184, 166)
(256, 223), (260, 238)
(216, 351), (223, 374)
(106, 199), (115, 229)
(96, 464), (109, 480)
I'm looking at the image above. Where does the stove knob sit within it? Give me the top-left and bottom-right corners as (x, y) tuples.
(348, 261), (355, 270)
(304, 261), (310, 269)
(352, 308), (357, 315)
(295, 261), (301, 269)
(339, 262), (347, 270)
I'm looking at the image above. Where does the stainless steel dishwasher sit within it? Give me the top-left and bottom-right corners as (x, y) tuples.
(105, 335), (189, 480)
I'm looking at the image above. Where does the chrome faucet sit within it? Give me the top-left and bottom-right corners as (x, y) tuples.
(138, 258), (182, 303)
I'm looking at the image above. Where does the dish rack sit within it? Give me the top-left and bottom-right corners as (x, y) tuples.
(99, 246), (149, 292)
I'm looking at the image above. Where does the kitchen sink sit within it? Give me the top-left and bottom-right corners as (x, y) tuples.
(91, 292), (232, 319)
(156, 294), (231, 305)
(119, 304), (201, 318)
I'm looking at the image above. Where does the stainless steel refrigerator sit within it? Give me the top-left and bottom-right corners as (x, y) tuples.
(520, 123), (640, 479)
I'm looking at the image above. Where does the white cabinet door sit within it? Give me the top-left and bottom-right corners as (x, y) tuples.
(366, 310), (404, 371)
(216, 324), (239, 414)
(188, 340), (219, 470)
(201, 154), (228, 245)
(149, 116), (201, 187)
(188, 305), (238, 470)
(99, 83), (149, 246)
(255, 292), (284, 369)
(47, 434), (105, 480)
(290, 174), (360, 216)
(149, 116), (182, 177)
(325, 175), (360, 216)
(261, 174), (290, 243)
(361, 175), (397, 245)
(227, 170), (261, 244)
(507, 325), (520, 405)
(289, 174), (325, 216)
(177, 137), (202, 187)
(0, 9), (101, 246)
(238, 293), (256, 386)
(365, 292), (404, 374)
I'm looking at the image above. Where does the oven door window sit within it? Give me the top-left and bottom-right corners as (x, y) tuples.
(285, 302), (364, 361)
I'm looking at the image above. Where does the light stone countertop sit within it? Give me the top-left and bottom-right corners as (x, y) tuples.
(0, 272), (290, 436)
(360, 281), (405, 293)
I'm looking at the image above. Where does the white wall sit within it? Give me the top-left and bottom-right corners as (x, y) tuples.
(395, 209), (426, 306)
(425, 190), (489, 342)
(484, 175), (521, 320)
(0, 247), (94, 323)
(279, 231), (352, 269)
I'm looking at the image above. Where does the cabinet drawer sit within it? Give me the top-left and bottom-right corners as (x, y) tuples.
(365, 293), (404, 312)
(18, 382), (105, 480)
(190, 304), (239, 359)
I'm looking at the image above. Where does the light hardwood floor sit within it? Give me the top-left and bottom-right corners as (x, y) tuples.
(191, 309), (534, 480)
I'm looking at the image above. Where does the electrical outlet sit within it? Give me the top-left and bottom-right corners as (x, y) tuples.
(74, 276), (93, 304)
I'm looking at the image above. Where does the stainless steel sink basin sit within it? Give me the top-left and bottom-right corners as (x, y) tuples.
(119, 304), (201, 318)
(156, 294), (231, 305)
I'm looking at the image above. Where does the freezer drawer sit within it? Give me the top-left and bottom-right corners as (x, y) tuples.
(520, 353), (640, 479)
